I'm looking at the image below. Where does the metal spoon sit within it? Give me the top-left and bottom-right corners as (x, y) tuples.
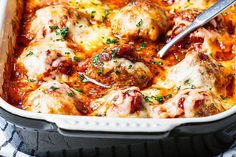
(158, 0), (236, 58)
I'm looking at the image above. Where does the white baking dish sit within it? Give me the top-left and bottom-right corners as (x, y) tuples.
(0, 0), (236, 133)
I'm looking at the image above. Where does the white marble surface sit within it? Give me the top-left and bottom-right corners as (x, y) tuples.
(0, 132), (29, 157)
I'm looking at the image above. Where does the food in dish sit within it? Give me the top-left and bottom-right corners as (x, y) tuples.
(3, 0), (236, 118)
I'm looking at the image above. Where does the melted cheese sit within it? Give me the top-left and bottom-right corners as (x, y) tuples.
(102, 58), (151, 76)
(111, 1), (168, 41)
(90, 87), (147, 118)
(17, 40), (75, 79)
(165, 52), (223, 93)
(4, 0), (236, 118)
(23, 81), (89, 115)
(69, 23), (114, 52)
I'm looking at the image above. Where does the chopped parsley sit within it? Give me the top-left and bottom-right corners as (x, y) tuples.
(184, 79), (190, 84)
(75, 88), (83, 93)
(199, 70), (205, 75)
(91, 10), (96, 18)
(156, 96), (164, 104)
(220, 95), (228, 100)
(92, 54), (102, 65)
(68, 91), (75, 97)
(65, 52), (70, 55)
(50, 26), (69, 39)
(106, 38), (119, 44)
(26, 51), (33, 57)
(29, 79), (36, 83)
(105, 9), (110, 17)
(176, 86), (181, 91)
(49, 25), (59, 30)
(57, 27), (69, 39)
(97, 68), (103, 75)
(141, 42), (146, 49)
(191, 85), (196, 89)
(50, 86), (59, 91)
(79, 74), (89, 83)
(101, 9), (110, 23)
(166, 94), (172, 99)
(136, 19), (143, 27)
(153, 61), (163, 66)
(75, 13), (80, 18)
(54, 38), (64, 42)
(74, 56), (81, 62)
(114, 70), (120, 75)
(144, 96), (152, 103)
(128, 65), (133, 69)
(111, 48), (119, 59)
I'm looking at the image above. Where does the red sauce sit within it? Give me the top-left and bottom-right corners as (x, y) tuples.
(3, 0), (236, 116)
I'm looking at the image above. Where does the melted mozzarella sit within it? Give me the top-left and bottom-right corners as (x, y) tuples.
(69, 23), (114, 52)
(102, 58), (151, 76)
(69, 0), (108, 22)
(110, 1), (168, 41)
(147, 89), (223, 118)
(17, 40), (75, 79)
(90, 87), (147, 118)
(161, 52), (226, 94)
(23, 81), (89, 115)
(27, 4), (114, 53)
(192, 28), (236, 58)
(27, 5), (75, 40)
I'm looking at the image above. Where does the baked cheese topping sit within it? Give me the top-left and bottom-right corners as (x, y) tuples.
(3, 0), (236, 118)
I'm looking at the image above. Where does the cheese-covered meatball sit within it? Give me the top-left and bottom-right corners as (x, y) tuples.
(23, 81), (91, 115)
(165, 52), (227, 94)
(90, 87), (147, 117)
(17, 40), (75, 79)
(110, 0), (168, 41)
(147, 89), (224, 118)
(26, 4), (115, 53)
(25, 5), (76, 40)
(84, 46), (153, 89)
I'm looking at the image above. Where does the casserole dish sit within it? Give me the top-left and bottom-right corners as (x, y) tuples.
(0, 0), (236, 156)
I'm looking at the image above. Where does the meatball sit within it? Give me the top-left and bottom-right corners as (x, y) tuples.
(23, 81), (91, 115)
(84, 46), (153, 89)
(110, 0), (168, 41)
(26, 4), (115, 53)
(90, 87), (147, 117)
(165, 52), (227, 94)
(17, 40), (75, 79)
(25, 5), (76, 40)
(147, 89), (224, 118)
(168, 10), (201, 39)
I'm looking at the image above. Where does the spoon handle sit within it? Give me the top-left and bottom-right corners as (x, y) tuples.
(197, 0), (236, 25)
(158, 0), (236, 58)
